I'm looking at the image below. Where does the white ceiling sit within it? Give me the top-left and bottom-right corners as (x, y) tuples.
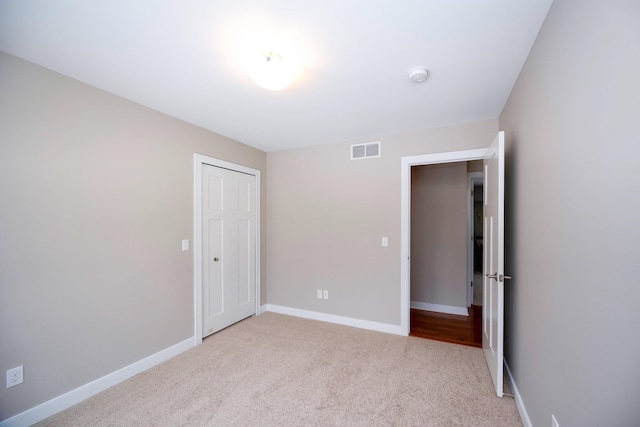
(0, 0), (552, 152)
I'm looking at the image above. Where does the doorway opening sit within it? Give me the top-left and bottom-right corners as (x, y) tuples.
(402, 133), (505, 396)
(399, 148), (488, 336)
(407, 160), (484, 347)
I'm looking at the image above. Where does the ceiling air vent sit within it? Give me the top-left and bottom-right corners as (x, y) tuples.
(351, 141), (381, 160)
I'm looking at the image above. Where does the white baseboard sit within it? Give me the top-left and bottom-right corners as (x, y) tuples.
(264, 304), (403, 335)
(410, 301), (469, 316)
(504, 360), (532, 427)
(0, 337), (194, 427)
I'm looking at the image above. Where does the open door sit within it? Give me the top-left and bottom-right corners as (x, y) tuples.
(483, 131), (507, 397)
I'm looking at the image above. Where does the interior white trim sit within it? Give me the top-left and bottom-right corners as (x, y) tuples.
(264, 304), (403, 335)
(505, 361), (532, 427)
(410, 301), (468, 316)
(0, 338), (193, 427)
(400, 148), (488, 336)
(193, 154), (261, 345)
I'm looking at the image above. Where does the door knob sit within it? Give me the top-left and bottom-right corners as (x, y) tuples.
(486, 273), (498, 280)
(500, 274), (512, 282)
(213, 257), (219, 262)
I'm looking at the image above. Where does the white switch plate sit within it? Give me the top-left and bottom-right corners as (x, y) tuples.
(382, 237), (388, 247)
(317, 290), (323, 299)
(181, 240), (189, 251)
(323, 290), (329, 299)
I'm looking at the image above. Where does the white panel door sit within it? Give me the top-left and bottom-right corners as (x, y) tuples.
(202, 164), (256, 337)
(483, 131), (506, 397)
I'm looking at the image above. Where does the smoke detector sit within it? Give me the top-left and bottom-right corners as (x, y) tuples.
(408, 67), (429, 83)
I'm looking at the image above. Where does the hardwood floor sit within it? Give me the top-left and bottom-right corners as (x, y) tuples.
(410, 305), (482, 348)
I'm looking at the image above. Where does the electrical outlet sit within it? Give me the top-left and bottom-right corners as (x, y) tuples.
(317, 290), (323, 299)
(6, 366), (23, 388)
(551, 414), (559, 427)
(323, 290), (329, 299)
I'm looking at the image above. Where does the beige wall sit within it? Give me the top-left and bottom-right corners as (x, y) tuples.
(410, 163), (467, 308)
(267, 119), (497, 325)
(0, 52), (266, 420)
(467, 160), (482, 173)
(499, 0), (640, 425)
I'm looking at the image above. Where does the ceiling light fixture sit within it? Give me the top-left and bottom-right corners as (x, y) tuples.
(408, 67), (429, 83)
(247, 51), (297, 91)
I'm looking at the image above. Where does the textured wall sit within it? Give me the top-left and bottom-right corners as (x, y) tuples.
(499, 0), (640, 425)
(267, 119), (497, 325)
(0, 52), (266, 420)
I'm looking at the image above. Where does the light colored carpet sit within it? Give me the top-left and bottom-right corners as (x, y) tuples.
(36, 312), (521, 426)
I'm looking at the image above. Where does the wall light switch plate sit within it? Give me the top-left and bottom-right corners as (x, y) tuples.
(323, 290), (329, 299)
(382, 237), (388, 247)
(182, 240), (189, 251)
(317, 290), (323, 299)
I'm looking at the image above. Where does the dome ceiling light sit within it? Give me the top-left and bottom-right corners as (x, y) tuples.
(247, 51), (297, 91)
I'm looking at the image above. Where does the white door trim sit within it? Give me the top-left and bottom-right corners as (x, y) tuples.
(193, 154), (261, 345)
(400, 148), (487, 336)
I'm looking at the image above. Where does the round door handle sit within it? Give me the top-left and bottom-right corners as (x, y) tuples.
(213, 257), (219, 262)
(486, 273), (498, 280)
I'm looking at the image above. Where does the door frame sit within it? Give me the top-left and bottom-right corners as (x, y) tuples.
(400, 148), (487, 336)
(193, 153), (261, 345)
(467, 172), (484, 307)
